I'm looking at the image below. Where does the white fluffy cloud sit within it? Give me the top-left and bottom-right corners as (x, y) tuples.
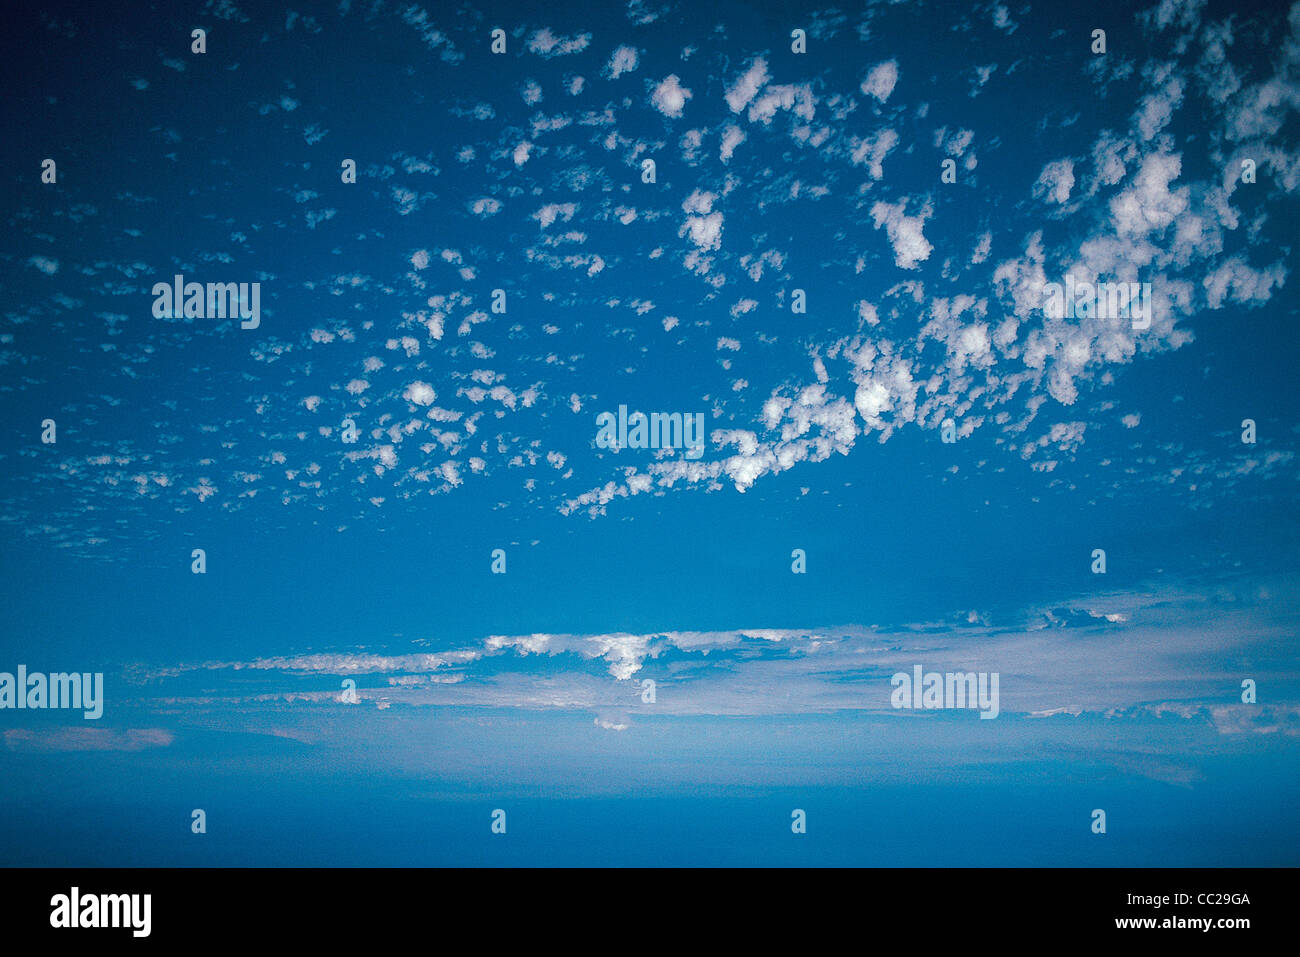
(534, 203), (577, 228)
(870, 199), (934, 269)
(725, 58), (770, 113)
(1203, 256), (1287, 309)
(527, 28), (591, 58)
(403, 381), (437, 406)
(651, 74), (692, 117)
(747, 82), (816, 125)
(605, 44), (639, 78)
(849, 128), (899, 179)
(1108, 150), (1187, 238)
(719, 124), (746, 163)
(679, 190), (722, 250)
(1034, 159), (1076, 204)
(861, 60), (899, 102)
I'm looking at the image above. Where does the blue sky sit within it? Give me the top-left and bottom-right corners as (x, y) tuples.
(1, 0), (1298, 865)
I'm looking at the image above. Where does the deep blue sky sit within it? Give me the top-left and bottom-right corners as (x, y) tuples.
(1, 0), (1297, 865)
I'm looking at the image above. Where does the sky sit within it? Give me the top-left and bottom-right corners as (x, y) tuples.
(0, 0), (1298, 866)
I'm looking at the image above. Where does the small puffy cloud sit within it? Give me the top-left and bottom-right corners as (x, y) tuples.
(849, 128), (899, 179)
(403, 381), (437, 406)
(651, 74), (692, 118)
(719, 124), (746, 163)
(969, 64), (997, 95)
(1034, 159), (1076, 205)
(1224, 79), (1296, 142)
(861, 60), (899, 102)
(679, 128), (703, 163)
(528, 28), (591, 58)
(512, 142), (535, 167)
(855, 379), (893, 424)
(1203, 256), (1287, 309)
(1047, 421), (1087, 452)
(725, 58), (770, 113)
(934, 127), (974, 157)
(679, 190), (722, 250)
(186, 478), (218, 502)
(535, 203), (577, 228)
(683, 190), (716, 215)
(306, 208), (337, 229)
(870, 199), (934, 269)
(27, 256), (59, 275)
(1108, 150), (1187, 238)
(1134, 75), (1184, 141)
(469, 197), (501, 217)
(606, 45), (639, 78)
(1122, 413), (1141, 428)
(747, 82), (816, 125)
(512, 140), (535, 167)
